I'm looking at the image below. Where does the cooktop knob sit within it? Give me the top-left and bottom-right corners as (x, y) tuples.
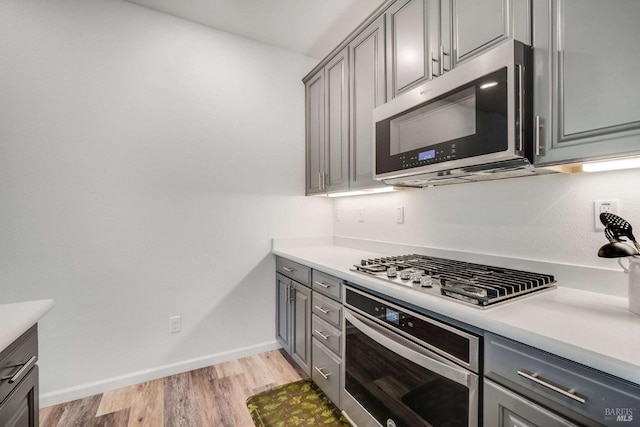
(400, 270), (411, 280)
(387, 267), (397, 278)
(420, 276), (433, 288)
(411, 272), (422, 283)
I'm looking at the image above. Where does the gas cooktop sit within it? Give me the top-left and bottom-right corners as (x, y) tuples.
(351, 254), (556, 308)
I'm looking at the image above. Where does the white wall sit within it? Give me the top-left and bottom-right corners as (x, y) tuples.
(334, 168), (640, 269)
(0, 0), (332, 401)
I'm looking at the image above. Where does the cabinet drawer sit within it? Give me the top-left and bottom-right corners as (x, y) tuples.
(312, 293), (342, 329)
(312, 270), (343, 301)
(0, 326), (38, 405)
(485, 333), (640, 425)
(312, 339), (341, 407)
(276, 257), (310, 286)
(312, 314), (341, 356)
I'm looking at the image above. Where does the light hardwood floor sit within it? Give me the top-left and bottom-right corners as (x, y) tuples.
(39, 349), (306, 427)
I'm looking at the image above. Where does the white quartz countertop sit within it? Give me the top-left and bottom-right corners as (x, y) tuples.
(0, 300), (54, 351)
(272, 238), (640, 385)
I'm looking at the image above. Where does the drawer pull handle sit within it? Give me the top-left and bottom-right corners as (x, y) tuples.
(282, 267), (295, 272)
(314, 281), (331, 289)
(1, 355), (37, 384)
(517, 370), (586, 404)
(314, 330), (330, 340)
(315, 367), (331, 380)
(314, 305), (330, 314)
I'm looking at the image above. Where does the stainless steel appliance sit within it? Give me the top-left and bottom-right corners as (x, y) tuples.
(352, 254), (556, 308)
(373, 40), (554, 187)
(342, 286), (480, 427)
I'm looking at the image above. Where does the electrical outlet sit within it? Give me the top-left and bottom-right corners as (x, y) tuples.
(396, 206), (404, 224)
(169, 316), (181, 333)
(335, 208), (341, 222)
(357, 207), (364, 223)
(594, 200), (619, 230)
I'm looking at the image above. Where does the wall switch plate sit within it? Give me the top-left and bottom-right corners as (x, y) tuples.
(357, 207), (364, 223)
(396, 206), (404, 224)
(594, 200), (619, 230)
(335, 208), (341, 222)
(169, 316), (181, 333)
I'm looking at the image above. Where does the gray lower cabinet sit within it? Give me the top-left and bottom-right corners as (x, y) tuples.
(311, 339), (341, 407)
(349, 16), (387, 190)
(290, 282), (312, 375)
(275, 272), (312, 375)
(485, 332), (640, 426)
(484, 379), (578, 427)
(0, 326), (39, 427)
(533, 0), (640, 166)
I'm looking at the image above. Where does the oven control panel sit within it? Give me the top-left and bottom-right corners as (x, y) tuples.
(345, 288), (471, 365)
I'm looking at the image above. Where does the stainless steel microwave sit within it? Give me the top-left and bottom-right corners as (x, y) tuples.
(373, 40), (553, 187)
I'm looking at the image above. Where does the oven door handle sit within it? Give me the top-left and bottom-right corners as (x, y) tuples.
(345, 310), (476, 388)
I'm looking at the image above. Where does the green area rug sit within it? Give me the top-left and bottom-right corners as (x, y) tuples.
(246, 379), (351, 427)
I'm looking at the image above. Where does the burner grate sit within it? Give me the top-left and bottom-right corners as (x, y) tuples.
(352, 254), (556, 307)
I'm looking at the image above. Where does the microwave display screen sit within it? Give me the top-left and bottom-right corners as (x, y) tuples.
(418, 150), (436, 161)
(376, 67), (508, 175)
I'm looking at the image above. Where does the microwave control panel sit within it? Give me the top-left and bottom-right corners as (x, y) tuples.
(399, 144), (457, 169)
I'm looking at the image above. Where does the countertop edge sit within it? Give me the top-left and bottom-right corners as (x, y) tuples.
(0, 299), (55, 352)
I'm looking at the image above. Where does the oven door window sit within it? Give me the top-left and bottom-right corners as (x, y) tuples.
(376, 67), (508, 175)
(345, 317), (472, 427)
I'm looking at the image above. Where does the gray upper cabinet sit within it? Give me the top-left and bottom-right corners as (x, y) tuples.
(349, 17), (387, 190)
(440, 0), (531, 71)
(386, 0), (430, 99)
(305, 49), (349, 195)
(533, 0), (640, 166)
(305, 72), (325, 195)
(325, 48), (350, 193)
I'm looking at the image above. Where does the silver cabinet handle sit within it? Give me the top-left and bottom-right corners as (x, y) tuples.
(314, 305), (330, 314)
(535, 115), (541, 156)
(314, 281), (331, 289)
(1, 355), (37, 384)
(314, 330), (330, 340)
(517, 370), (586, 404)
(439, 45), (449, 75)
(431, 53), (440, 78)
(318, 172), (322, 190)
(282, 266), (294, 273)
(516, 64), (524, 152)
(314, 366), (331, 380)
(285, 283), (291, 303)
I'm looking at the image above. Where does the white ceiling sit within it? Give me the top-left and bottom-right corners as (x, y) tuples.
(123, 0), (386, 60)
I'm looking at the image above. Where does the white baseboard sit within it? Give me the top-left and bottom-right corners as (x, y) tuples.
(40, 340), (281, 408)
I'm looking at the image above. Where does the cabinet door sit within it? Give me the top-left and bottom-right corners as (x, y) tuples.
(386, 0), (430, 99)
(0, 366), (39, 427)
(533, 0), (640, 166)
(291, 282), (312, 375)
(275, 275), (291, 354)
(349, 17), (387, 190)
(305, 71), (325, 195)
(324, 48), (350, 193)
(484, 379), (578, 427)
(442, 0), (530, 68)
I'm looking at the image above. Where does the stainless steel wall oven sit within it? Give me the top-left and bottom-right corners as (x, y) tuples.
(342, 286), (480, 427)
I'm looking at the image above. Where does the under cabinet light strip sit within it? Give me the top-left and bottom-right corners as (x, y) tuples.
(582, 157), (640, 173)
(326, 187), (398, 198)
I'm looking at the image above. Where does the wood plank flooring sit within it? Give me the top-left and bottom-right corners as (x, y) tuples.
(39, 349), (306, 427)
